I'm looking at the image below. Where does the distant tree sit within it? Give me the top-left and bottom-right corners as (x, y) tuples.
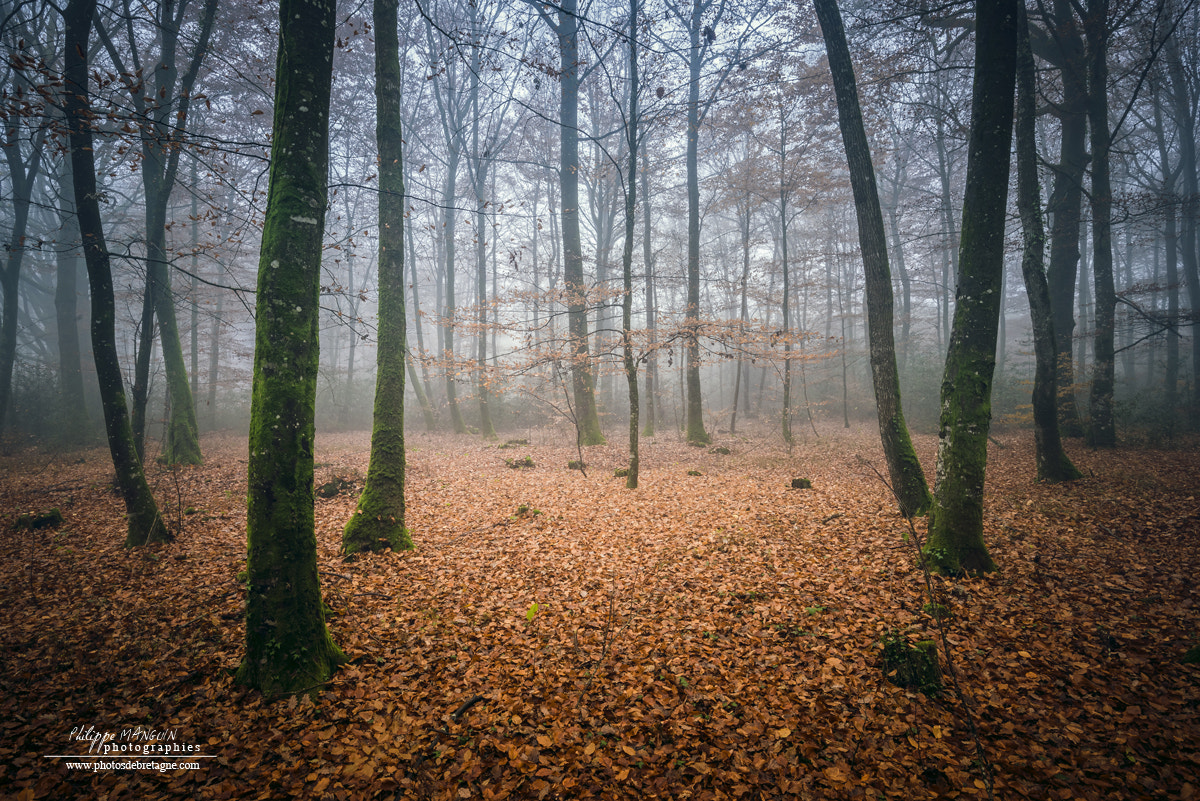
(1164, 19), (1199, 423)
(924, 0), (1017, 575)
(814, 0), (932, 517)
(342, 0), (413, 555)
(94, 0), (217, 465)
(1035, 0), (1089, 437)
(1084, 0), (1116, 448)
(1014, 0), (1081, 482)
(425, 2), (471, 434)
(524, 0), (605, 445)
(62, 0), (167, 546)
(0, 4), (49, 437)
(619, 0), (642, 488)
(237, 0), (346, 696)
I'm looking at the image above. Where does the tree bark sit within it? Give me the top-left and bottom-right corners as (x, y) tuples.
(924, 0), (1018, 575)
(1015, 0), (1081, 482)
(1166, 31), (1200, 423)
(1084, 0), (1116, 448)
(0, 113), (42, 438)
(237, 0), (346, 696)
(96, 0), (216, 465)
(814, 0), (932, 516)
(1044, 0), (1088, 437)
(556, 0), (605, 445)
(54, 157), (90, 442)
(621, 0), (641, 488)
(641, 142), (658, 437)
(342, 0), (414, 555)
(63, 0), (167, 547)
(683, 0), (710, 445)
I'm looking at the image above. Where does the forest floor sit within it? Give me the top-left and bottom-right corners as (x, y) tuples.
(1, 421), (1198, 800)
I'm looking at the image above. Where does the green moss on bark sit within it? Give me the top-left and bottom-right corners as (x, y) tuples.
(343, 0), (412, 556)
(924, 0), (1017, 576)
(237, 0), (345, 697)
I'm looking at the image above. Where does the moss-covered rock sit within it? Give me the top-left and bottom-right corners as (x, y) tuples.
(880, 631), (941, 695)
(567, 460), (585, 471)
(614, 467), (629, 477)
(15, 508), (64, 531)
(316, 477), (354, 498)
(791, 478), (812, 489)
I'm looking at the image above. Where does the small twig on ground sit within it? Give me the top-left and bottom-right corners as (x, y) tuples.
(319, 571), (354, 581)
(451, 694), (486, 721)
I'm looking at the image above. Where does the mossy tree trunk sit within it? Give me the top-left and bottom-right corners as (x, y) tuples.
(1015, 1), (1082, 482)
(63, 0), (168, 547)
(924, 0), (1018, 576)
(237, 0), (346, 696)
(815, 0), (932, 517)
(342, 0), (413, 556)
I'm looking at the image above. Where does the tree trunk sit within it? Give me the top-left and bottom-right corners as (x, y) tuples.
(147, 201), (203, 464)
(54, 156), (90, 442)
(815, 0), (932, 516)
(130, 281), (155, 461)
(207, 289), (222, 429)
(0, 125), (41, 438)
(1045, 0), (1088, 437)
(556, 0), (605, 445)
(1166, 31), (1200, 423)
(924, 0), (1018, 575)
(474, 163), (496, 440)
(1084, 0), (1116, 448)
(641, 142), (658, 437)
(237, 0), (346, 696)
(1153, 85), (1180, 420)
(343, 0), (413, 555)
(442, 146), (467, 434)
(63, 0), (167, 547)
(1015, 0), (1081, 482)
(780, 190), (793, 445)
(683, 2), (710, 445)
(621, 0), (641, 488)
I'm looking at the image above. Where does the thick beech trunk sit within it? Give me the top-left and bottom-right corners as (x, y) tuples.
(237, 0), (346, 696)
(925, 0), (1018, 575)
